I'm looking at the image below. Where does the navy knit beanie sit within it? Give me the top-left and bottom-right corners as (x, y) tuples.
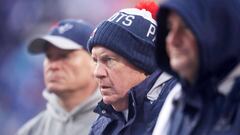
(87, 8), (158, 74)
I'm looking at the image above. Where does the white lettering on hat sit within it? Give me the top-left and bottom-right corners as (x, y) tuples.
(108, 12), (119, 22)
(147, 24), (156, 41)
(58, 23), (73, 34)
(115, 13), (128, 22)
(123, 15), (135, 26)
(108, 12), (135, 26)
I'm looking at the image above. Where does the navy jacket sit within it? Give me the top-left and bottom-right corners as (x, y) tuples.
(89, 70), (177, 135)
(155, 0), (240, 135)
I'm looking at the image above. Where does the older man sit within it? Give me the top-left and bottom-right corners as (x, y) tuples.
(17, 19), (101, 135)
(87, 3), (177, 135)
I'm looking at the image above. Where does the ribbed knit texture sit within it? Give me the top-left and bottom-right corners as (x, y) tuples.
(88, 21), (158, 74)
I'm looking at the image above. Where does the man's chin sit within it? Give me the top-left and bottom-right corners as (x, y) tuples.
(47, 86), (65, 93)
(102, 98), (113, 105)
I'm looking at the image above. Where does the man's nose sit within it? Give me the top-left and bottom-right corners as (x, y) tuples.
(94, 62), (107, 79)
(166, 29), (180, 48)
(45, 58), (62, 71)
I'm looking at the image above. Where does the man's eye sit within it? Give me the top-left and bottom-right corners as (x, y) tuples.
(101, 56), (117, 68)
(92, 57), (97, 63)
(102, 57), (113, 63)
(59, 53), (68, 58)
(46, 53), (51, 59)
(45, 53), (68, 60)
(101, 57), (112, 65)
(166, 21), (172, 31)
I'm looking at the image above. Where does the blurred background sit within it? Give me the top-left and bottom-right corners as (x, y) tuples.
(0, 0), (161, 134)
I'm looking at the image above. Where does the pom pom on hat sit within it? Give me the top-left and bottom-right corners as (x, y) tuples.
(135, 0), (159, 19)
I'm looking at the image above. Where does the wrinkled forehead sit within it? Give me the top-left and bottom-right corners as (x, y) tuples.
(91, 45), (122, 59)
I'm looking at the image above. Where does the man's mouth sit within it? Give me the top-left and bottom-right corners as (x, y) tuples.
(100, 85), (111, 89)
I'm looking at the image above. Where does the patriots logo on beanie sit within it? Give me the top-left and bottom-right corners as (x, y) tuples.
(87, 0), (159, 74)
(107, 8), (157, 42)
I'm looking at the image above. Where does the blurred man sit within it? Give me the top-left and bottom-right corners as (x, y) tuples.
(153, 0), (240, 135)
(87, 2), (177, 134)
(17, 19), (101, 135)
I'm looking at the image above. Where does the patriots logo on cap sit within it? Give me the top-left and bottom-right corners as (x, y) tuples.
(58, 23), (73, 34)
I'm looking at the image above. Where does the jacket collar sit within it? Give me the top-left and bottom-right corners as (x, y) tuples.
(147, 72), (172, 101)
(130, 70), (162, 107)
(94, 100), (125, 121)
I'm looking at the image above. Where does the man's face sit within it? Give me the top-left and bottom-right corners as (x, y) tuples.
(166, 11), (199, 83)
(44, 44), (94, 93)
(91, 46), (146, 107)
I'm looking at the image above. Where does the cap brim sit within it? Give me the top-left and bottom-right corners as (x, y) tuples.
(28, 35), (83, 54)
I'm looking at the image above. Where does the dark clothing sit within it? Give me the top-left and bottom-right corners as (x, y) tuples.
(167, 77), (240, 135)
(90, 70), (177, 135)
(154, 0), (240, 135)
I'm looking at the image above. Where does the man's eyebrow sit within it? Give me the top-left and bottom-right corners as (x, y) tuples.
(99, 53), (115, 58)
